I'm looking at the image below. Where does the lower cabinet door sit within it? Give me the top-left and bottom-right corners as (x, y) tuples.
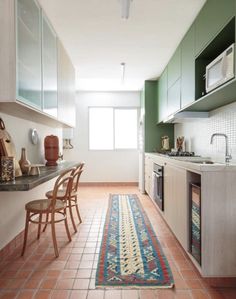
(164, 163), (188, 250)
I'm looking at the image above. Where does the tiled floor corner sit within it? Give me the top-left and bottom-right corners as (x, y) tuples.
(0, 186), (236, 299)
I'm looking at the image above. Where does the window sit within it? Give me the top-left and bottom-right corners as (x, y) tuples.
(89, 107), (138, 150)
(89, 108), (113, 150)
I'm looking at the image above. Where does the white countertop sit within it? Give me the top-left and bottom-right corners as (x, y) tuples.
(146, 153), (236, 172)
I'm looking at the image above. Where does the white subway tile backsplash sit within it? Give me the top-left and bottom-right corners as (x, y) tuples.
(175, 102), (236, 163)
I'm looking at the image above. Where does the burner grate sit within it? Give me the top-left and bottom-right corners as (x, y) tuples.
(167, 151), (195, 157)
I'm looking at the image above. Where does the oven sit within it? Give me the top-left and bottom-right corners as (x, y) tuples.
(152, 163), (164, 211)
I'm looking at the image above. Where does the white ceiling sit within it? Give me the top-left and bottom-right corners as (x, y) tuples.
(38, 0), (206, 91)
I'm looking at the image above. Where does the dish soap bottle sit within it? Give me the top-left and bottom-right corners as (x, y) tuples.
(19, 148), (30, 175)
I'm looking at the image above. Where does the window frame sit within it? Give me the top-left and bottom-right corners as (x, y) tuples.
(88, 106), (139, 151)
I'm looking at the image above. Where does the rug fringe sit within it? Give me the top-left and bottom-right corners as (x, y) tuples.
(95, 283), (174, 289)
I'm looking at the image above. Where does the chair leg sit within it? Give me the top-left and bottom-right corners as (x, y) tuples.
(42, 213), (49, 232)
(21, 211), (30, 256)
(51, 213), (59, 257)
(64, 209), (72, 242)
(68, 198), (77, 233)
(37, 213), (42, 239)
(74, 195), (82, 223)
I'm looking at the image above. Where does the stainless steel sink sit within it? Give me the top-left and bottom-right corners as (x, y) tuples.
(172, 157), (215, 164)
(190, 160), (214, 164)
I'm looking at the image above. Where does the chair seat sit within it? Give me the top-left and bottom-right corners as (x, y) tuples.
(25, 199), (66, 213)
(46, 189), (78, 199)
(21, 170), (75, 258)
(46, 189), (65, 199)
(44, 166), (83, 235)
(70, 190), (78, 197)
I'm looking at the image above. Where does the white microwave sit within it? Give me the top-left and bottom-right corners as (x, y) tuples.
(205, 43), (235, 93)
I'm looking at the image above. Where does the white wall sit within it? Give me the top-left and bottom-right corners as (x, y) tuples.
(0, 178), (57, 250)
(64, 91), (140, 182)
(0, 112), (63, 249)
(175, 102), (236, 163)
(0, 112), (63, 164)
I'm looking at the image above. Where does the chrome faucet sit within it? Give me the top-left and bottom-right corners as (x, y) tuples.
(210, 133), (232, 164)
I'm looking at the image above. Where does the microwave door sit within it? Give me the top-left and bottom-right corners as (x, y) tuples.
(207, 59), (223, 91)
(206, 43), (235, 93)
(221, 53), (228, 78)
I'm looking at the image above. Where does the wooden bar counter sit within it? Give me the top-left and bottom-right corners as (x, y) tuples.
(0, 161), (80, 191)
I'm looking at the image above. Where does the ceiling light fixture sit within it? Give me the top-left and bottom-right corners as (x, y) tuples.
(120, 62), (126, 83)
(120, 0), (133, 19)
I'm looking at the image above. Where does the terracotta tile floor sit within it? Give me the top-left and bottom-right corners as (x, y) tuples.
(0, 186), (236, 299)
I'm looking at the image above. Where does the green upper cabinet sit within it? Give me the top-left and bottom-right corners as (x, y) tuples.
(167, 78), (181, 115)
(156, 0), (236, 117)
(167, 46), (181, 88)
(42, 13), (58, 118)
(157, 68), (168, 123)
(167, 45), (181, 116)
(16, 0), (42, 109)
(195, 0), (235, 56)
(181, 25), (195, 108)
(144, 81), (158, 152)
(144, 81), (174, 151)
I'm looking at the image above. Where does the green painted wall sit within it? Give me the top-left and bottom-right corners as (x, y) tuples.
(144, 81), (174, 152)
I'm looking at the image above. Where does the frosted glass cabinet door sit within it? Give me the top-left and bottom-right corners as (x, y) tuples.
(16, 0), (42, 109)
(42, 13), (58, 117)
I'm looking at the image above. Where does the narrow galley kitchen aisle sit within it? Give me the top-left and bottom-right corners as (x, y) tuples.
(0, 186), (236, 299)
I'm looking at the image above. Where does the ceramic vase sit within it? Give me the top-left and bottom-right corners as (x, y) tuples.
(19, 148), (30, 175)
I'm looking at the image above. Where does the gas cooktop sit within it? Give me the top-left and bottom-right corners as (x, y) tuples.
(159, 151), (196, 157)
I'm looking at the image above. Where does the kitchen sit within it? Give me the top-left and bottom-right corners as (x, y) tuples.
(1, 0), (236, 298)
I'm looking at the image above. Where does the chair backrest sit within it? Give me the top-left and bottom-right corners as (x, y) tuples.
(49, 167), (76, 210)
(78, 162), (85, 172)
(71, 164), (84, 192)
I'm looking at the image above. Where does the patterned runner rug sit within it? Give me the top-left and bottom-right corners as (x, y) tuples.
(96, 194), (174, 288)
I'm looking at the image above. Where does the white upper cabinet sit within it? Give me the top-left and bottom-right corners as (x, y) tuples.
(16, 0), (42, 109)
(0, 0), (75, 127)
(42, 12), (58, 118)
(57, 40), (76, 127)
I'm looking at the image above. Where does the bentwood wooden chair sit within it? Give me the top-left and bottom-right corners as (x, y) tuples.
(21, 169), (74, 257)
(45, 163), (85, 233)
(68, 162), (84, 225)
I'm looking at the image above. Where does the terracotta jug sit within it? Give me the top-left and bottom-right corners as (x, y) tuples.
(44, 135), (59, 166)
(19, 148), (31, 175)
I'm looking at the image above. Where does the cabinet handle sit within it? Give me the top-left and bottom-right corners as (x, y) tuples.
(164, 162), (167, 165)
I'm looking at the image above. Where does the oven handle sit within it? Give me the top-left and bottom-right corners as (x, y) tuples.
(153, 172), (162, 178)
